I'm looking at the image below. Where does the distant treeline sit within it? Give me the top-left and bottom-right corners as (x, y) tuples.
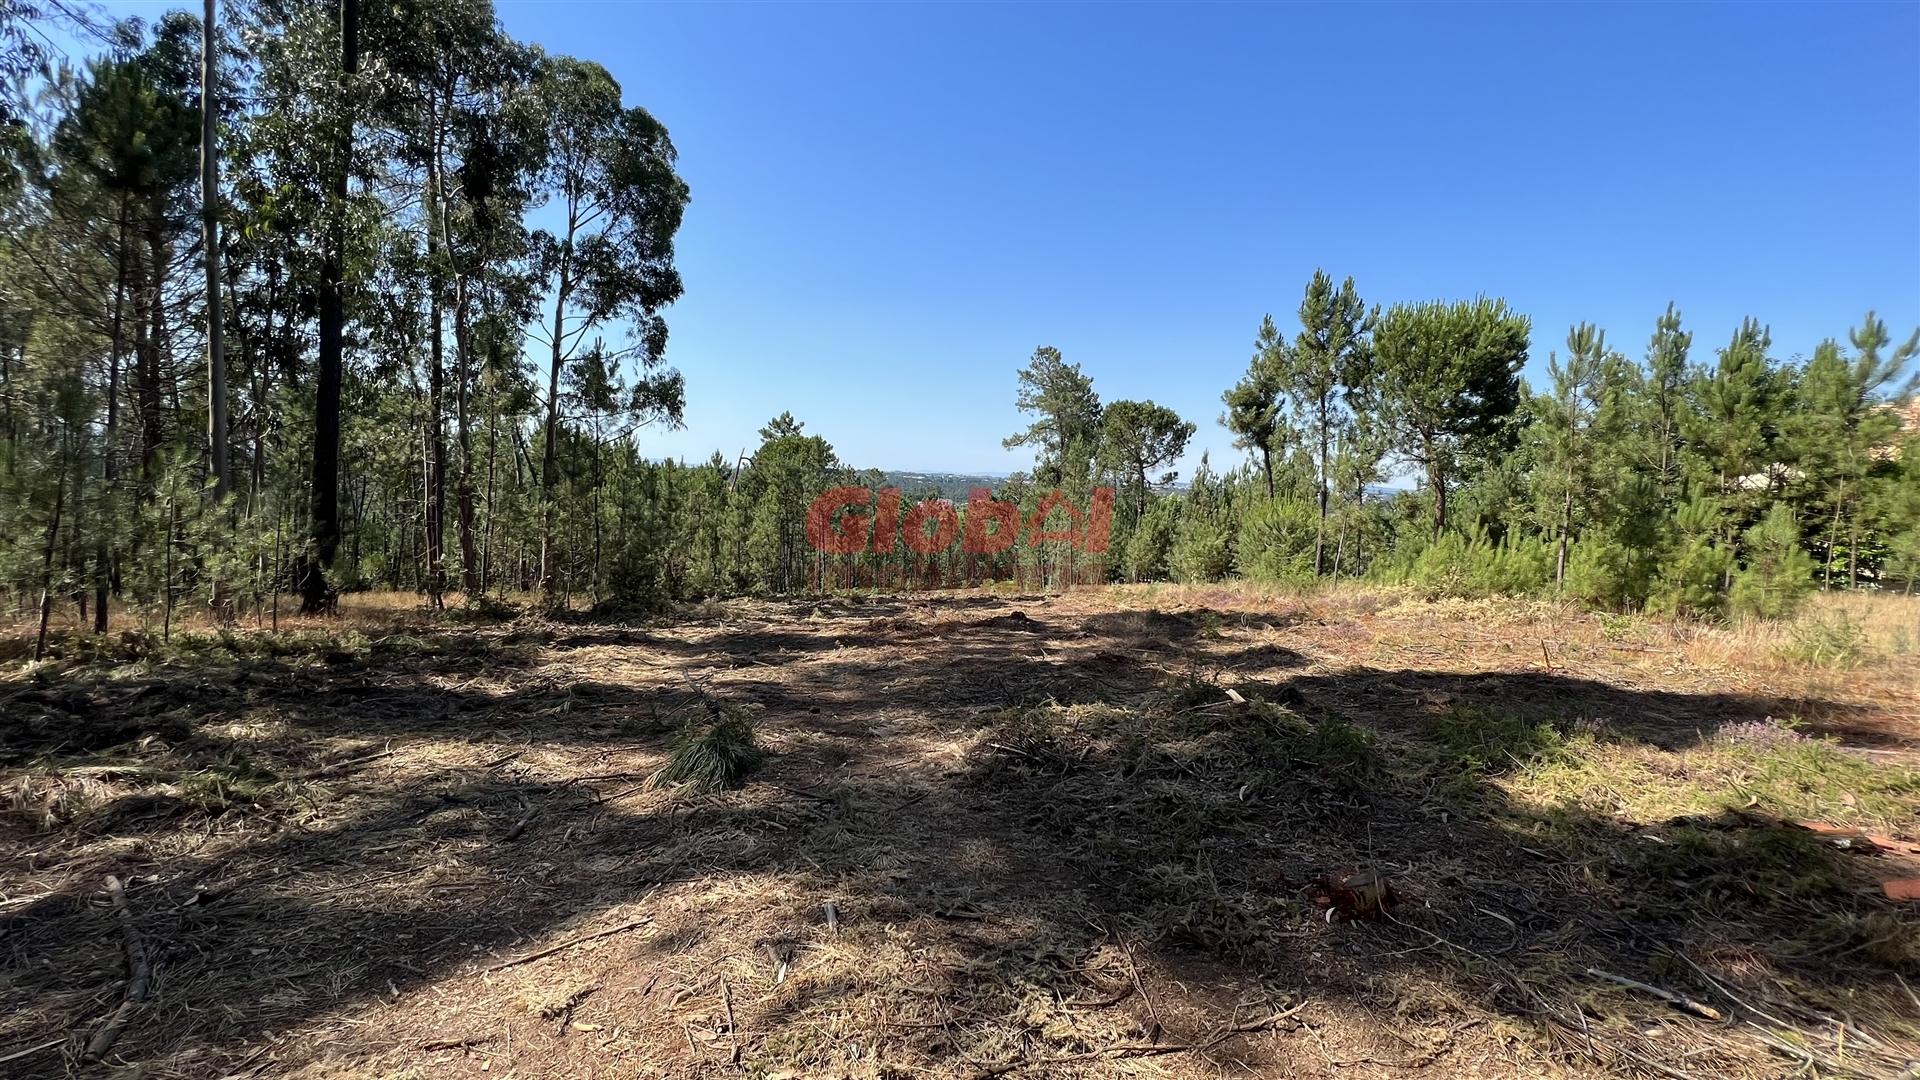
(1006, 274), (1919, 620)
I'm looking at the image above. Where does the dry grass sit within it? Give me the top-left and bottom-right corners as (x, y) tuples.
(1, 583), (1917, 1078)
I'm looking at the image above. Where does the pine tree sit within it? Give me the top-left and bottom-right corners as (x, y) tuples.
(1373, 298), (1529, 537)
(1005, 346), (1101, 488)
(1221, 315), (1286, 498)
(1287, 270), (1372, 573)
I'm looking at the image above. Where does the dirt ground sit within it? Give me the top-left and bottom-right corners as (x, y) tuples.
(3, 584), (1919, 1079)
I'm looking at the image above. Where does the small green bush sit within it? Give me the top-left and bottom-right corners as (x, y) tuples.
(1730, 503), (1816, 620)
(1428, 705), (1564, 775)
(1564, 534), (1654, 610)
(1782, 612), (1869, 667)
(1237, 498), (1318, 583)
(1648, 538), (1733, 619)
(1407, 531), (1551, 599)
(1120, 499), (1178, 582)
(1168, 515), (1232, 583)
(654, 713), (762, 791)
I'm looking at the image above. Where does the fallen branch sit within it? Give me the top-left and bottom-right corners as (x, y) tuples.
(304, 744), (397, 779)
(419, 1034), (495, 1052)
(481, 915), (653, 973)
(84, 875), (151, 1062)
(0, 1038), (67, 1066)
(1586, 967), (1723, 1021)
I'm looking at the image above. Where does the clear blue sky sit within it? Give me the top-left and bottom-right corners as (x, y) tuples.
(81, 1), (1920, 477)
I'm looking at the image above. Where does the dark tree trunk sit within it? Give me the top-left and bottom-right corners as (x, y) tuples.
(202, 0), (228, 500)
(302, 0), (358, 614)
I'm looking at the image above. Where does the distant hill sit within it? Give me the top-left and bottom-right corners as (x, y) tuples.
(870, 471), (1011, 500)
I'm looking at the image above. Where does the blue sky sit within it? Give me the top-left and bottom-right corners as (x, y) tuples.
(72, 1), (1920, 477)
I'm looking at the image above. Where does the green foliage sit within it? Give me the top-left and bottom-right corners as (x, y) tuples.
(1005, 346), (1101, 488)
(1236, 497), (1318, 583)
(654, 712), (762, 792)
(1, 28), (1912, 640)
(1297, 715), (1377, 774)
(1405, 530), (1552, 599)
(1564, 532), (1654, 611)
(1373, 297), (1530, 535)
(1427, 706), (1565, 776)
(1782, 612), (1870, 667)
(1167, 514), (1231, 583)
(1099, 399), (1195, 523)
(1648, 538), (1733, 619)
(1120, 497), (1177, 582)
(1730, 502), (1817, 619)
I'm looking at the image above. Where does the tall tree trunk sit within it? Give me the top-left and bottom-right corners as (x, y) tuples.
(35, 432), (69, 662)
(425, 294), (446, 604)
(1555, 480), (1573, 588)
(202, 0), (228, 500)
(94, 201), (130, 633)
(539, 283), (566, 598)
(451, 301), (480, 595)
(1314, 403), (1328, 575)
(1428, 460), (1447, 539)
(302, 0), (357, 613)
(481, 405), (497, 593)
(137, 227), (167, 488)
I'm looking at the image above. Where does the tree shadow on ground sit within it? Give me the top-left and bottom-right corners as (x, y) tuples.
(0, 598), (1913, 1077)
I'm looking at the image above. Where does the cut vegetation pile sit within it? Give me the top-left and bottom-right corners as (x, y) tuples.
(1, 585), (1916, 1078)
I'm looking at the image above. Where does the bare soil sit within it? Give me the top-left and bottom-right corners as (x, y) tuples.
(3, 585), (1918, 1078)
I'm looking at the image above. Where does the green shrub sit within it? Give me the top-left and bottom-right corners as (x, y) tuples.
(1648, 537), (1732, 619)
(1168, 515), (1232, 583)
(1564, 533), (1654, 611)
(1783, 612), (1869, 667)
(1428, 705), (1565, 774)
(1407, 530), (1551, 599)
(1299, 715), (1377, 773)
(1731, 502), (1816, 620)
(654, 713), (762, 791)
(1237, 498), (1318, 583)
(1120, 499), (1178, 582)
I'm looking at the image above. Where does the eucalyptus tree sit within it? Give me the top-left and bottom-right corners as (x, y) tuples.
(365, 0), (540, 595)
(528, 55), (688, 600)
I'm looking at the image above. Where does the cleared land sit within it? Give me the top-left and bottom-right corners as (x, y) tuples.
(2, 585), (1918, 1078)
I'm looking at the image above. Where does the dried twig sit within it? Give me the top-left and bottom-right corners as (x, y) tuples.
(480, 915), (653, 973)
(720, 975), (740, 1065)
(972, 1001), (1306, 1077)
(1587, 967), (1724, 1021)
(84, 875), (151, 1062)
(0, 1038), (67, 1066)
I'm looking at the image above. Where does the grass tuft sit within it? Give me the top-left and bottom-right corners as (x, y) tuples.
(1427, 705), (1566, 776)
(653, 712), (763, 791)
(1781, 611), (1871, 668)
